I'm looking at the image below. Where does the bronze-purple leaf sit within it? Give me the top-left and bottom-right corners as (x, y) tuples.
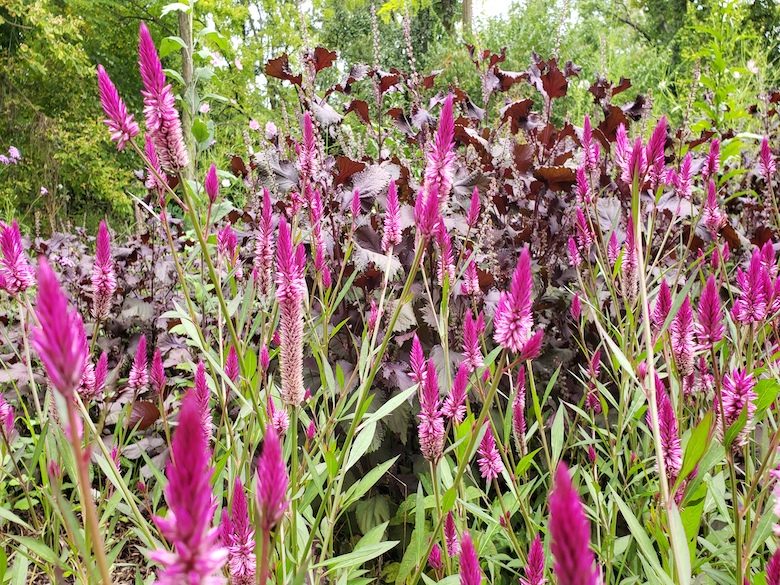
(345, 100), (370, 124)
(265, 54), (302, 86)
(313, 46), (337, 72)
(334, 156), (366, 186)
(500, 99), (534, 134)
(127, 401), (160, 431)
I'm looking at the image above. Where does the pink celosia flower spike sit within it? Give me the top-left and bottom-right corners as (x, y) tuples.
(253, 188), (275, 297)
(646, 116), (667, 189)
(426, 94), (456, 207)
(32, 259), (87, 398)
(415, 186), (442, 239)
(91, 220), (116, 320)
(221, 478), (256, 585)
(719, 368), (757, 448)
(570, 293), (582, 321)
(512, 366), (527, 456)
(581, 115), (599, 173)
(461, 253), (480, 296)
(225, 346), (240, 384)
(382, 180), (402, 252)
(549, 462), (599, 585)
(92, 351), (109, 398)
(275, 217), (307, 406)
(435, 222), (455, 285)
(621, 218), (638, 304)
(144, 135), (166, 199)
(521, 535), (546, 585)
(429, 543), (443, 571)
(675, 152), (693, 200)
(149, 388), (227, 582)
(256, 425), (290, 531)
(194, 361), (213, 441)
(651, 279), (672, 334)
(442, 363), (469, 422)
(409, 334), (426, 384)
(205, 163), (219, 204)
(760, 136), (776, 181)
(418, 360), (445, 463)
(0, 220), (35, 296)
(614, 124), (629, 179)
(444, 512), (460, 557)
(733, 248), (770, 325)
(493, 247), (541, 355)
(298, 112), (317, 185)
(459, 532), (483, 585)
(704, 138), (719, 181)
(150, 349), (166, 396)
(128, 335), (149, 392)
(607, 232), (619, 266)
(467, 187), (481, 228)
(462, 310), (485, 372)
(477, 423), (504, 483)
(670, 296), (695, 377)
(0, 393), (15, 439)
(96, 65), (139, 150)
(697, 275), (724, 349)
(647, 376), (681, 483)
(767, 549), (780, 585)
(138, 22), (189, 173)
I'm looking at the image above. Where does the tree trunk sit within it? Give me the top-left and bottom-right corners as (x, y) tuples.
(463, 0), (473, 36)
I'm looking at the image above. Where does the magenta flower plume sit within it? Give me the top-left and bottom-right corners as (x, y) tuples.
(675, 153), (693, 200)
(194, 361), (213, 441)
(462, 254), (481, 296)
(428, 543), (443, 571)
(256, 426), (290, 531)
(571, 293), (582, 320)
(513, 366), (527, 455)
(614, 124), (629, 178)
(418, 360), (445, 462)
(91, 220), (116, 320)
(150, 388), (226, 583)
(275, 217), (307, 406)
(218, 223), (238, 266)
(463, 310), (485, 372)
(719, 368), (757, 448)
(0, 220), (35, 296)
(459, 532), (483, 585)
(576, 165), (590, 205)
(575, 208), (593, 252)
(697, 275), (724, 349)
(624, 136), (647, 186)
(138, 22), (189, 173)
(767, 549), (780, 585)
(581, 115), (599, 173)
(225, 346), (240, 384)
(518, 328), (544, 361)
(549, 463), (599, 585)
(351, 188), (362, 220)
(733, 248), (771, 325)
(607, 232), (619, 266)
(670, 296), (695, 377)
(702, 180), (726, 236)
(567, 237), (581, 268)
(205, 163), (219, 204)
(435, 222), (455, 285)
(253, 188), (276, 297)
(647, 376), (682, 482)
(760, 136), (776, 181)
(645, 116), (667, 189)
(621, 218), (638, 304)
(96, 65), (139, 150)
(493, 247), (538, 354)
(704, 138), (720, 180)
(32, 259), (87, 398)
(151, 349), (166, 396)
(128, 335), (149, 391)
(467, 187), (481, 227)
(521, 535), (546, 585)
(0, 393), (14, 439)
(414, 187), (441, 239)
(652, 279), (672, 334)
(221, 478), (256, 585)
(443, 363), (469, 422)
(425, 94), (456, 207)
(267, 396), (289, 436)
(409, 334), (426, 384)
(92, 351), (109, 398)
(382, 180), (402, 252)
(144, 135), (166, 196)
(445, 512), (460, 557)
(477, 423), (504, 482)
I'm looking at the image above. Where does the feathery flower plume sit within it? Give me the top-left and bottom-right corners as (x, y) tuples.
(571, 293), (582, 320)
(409, 334), (426, 385)
(150, 349), (166, 396)
(477, 423), (504, 482)
(652, 279), (672, 334)
(256, 426), (289, 531)
(549, 462), (599, 585)
(418, 360), (445, 462)
(443, 363), (469, 422)
(428, 543), (443, 571)
(96, 65), (139, 150)
(463, 310), (485, 372)
(143, 135), (166, 198)
(647, 376), (682, 482)
(760, 136), (776, 181)
(459, 532), (482, 585)
(150, 388), (226, 582)
(567, 237), (581, 268)
(704, 138), (719, 180)
(32, 259), (87, 398)
(92, 351), (108, 398)
(425, 94), (456, 207)
(512, 366), (527, 455)
(493, 247), (540, 354)
(607, 232), (619, 266)
(225, 346), (239, 384)
(576, 166), (590, 205)
(253, 188), (275, 296)
(614, 124), (629, 178)
(0, 220), (35, 296)
(621, 218), (638, 304)
(382, 180), (402, 252)
(194, 361), (214, 442)
(221, 478), (256, 585)
(306, 420), (316, 441)
(138, 23), (189, 173)
(675, 153), (693, 200)
(205, 163), (219, 204)
(435, 222), (455, 285)
(445, 512), (460, 557)
(91, 220), (116, 320)
(461, 254), (481, 296)
(298, 112), (317, 185)
(218, 223), (238, 265)
(624, 137), (647, 186)
(518, 329), (544, 362)
(521, 535), (546, 585)
(467, 187), (481, 227)
(719, 368), (757, 448)
(276, 217), (307, 406)
(767, 549), (780, 585)
(733, 248), (770, 325)
(267, 396), (289, 436)
(415, 187), (441, 239)
(670, 296), (695, 377)
(646, 117), (667, 189)
(702, 180), (726, 236)
(351, 188), (362, 220)
(697, 275), (724, 349)
(0, 393), (13, 439)
(581, 115), (599, 173)
(575, 208), (593, 252)
(128, 335), (149, 391)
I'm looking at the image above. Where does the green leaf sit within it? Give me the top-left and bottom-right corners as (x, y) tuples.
(158, 36), (186, 59)
(754, 379), (780, 420)
(677, 411), (713, 487)
(346, 421), (377, 471)
(318, 541), (398, 571)
(191, 118), (210, 144)
(360, 387), (415, 428)
(668, 503), (692, 585)
(344, 457), (399, 506)
(7, 536), (59, 565)
(550, 404), (565, 466)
